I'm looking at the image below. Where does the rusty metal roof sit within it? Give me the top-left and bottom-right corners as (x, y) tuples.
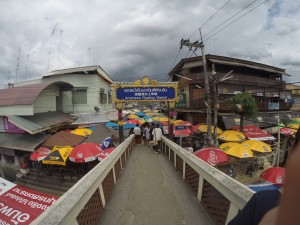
(8, 112), (77, 134)
(43, 66), (113, 83)
(0, 133), (50, 152)
(0, 81), (73, 107)
(41, 130), (86, 148)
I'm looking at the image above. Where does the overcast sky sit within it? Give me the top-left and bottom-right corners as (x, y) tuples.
(0, 0), (299, 88)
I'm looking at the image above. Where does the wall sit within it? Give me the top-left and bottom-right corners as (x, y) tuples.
(33, 85), (59, 113)
(41, 74), (114, 113)
(0, 105), (34, 116)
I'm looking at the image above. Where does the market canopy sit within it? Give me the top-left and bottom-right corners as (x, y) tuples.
(232, 125), (275, 141)
(218, 130), (246, 142)
(41, 131), (85, 148)
(42, 146), (73, 166)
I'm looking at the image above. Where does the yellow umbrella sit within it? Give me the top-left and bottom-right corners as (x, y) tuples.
(199, 125), (223, 135)
(219, 142), (240, 151)
(293, 118), (300, 122)
(153, 110), (159, 113)
(137, 118), (145, 124)
(242, 140), (272, 153)
(127, 114), (138, 119)
(153, 117), (169, 122)
(42, 146), (74, 166)
(218, 130), (246, 142)
(71, 128), (92, 137)
(144, 109), (151, 113)
(288, 124), (300, 130)
(223, 143), (254, 158)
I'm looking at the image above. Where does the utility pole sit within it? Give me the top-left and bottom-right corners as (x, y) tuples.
(180, 32), (212, 146)
(212, 64), (218, 147)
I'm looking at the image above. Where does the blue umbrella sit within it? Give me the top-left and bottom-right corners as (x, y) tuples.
(102, 137), (112, 150)
(152, 121), (163, 128)
(136, 112), (145, 117)
(88, 126), (96, 131)
(143, 115), (153, 119)
(105, 122), (118, 128)
(114, 123), (136, 130)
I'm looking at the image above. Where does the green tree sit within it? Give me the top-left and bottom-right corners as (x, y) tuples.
(230, 93), (258, 131)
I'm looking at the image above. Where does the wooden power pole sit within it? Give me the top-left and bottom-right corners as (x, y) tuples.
(180, 37), (212, 146)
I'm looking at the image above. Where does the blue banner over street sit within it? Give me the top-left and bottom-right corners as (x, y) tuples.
(116, 87), (175, 101)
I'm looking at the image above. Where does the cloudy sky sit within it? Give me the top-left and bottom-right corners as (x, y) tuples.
(0, 0), (299, 88)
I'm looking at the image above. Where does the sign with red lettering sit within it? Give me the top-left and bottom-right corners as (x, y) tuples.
(0, 177), (58, 225)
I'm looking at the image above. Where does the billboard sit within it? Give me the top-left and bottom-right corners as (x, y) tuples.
(0, 177), (58, 225)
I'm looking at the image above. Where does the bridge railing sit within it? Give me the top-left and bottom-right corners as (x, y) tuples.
(161, 136), (255, 225)
(32, 134), (135, 225)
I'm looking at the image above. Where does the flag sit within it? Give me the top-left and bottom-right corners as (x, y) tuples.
(102, 137), (112, 150)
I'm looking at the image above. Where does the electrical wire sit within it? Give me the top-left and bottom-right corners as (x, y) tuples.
(187, 0), (234, 39)
(203, 0), (261, 40)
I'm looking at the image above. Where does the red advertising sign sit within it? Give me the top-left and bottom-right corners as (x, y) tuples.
(0, 177), (58, 225)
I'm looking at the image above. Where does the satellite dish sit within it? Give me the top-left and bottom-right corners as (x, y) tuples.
(94, 106), (100, 113)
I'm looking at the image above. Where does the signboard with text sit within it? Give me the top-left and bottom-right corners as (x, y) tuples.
(175, 93), (186, 108)
(0, 177), (58, 225)
(112, 77), (178, 103)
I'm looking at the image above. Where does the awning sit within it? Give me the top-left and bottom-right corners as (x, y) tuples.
(41, 131), (85, 148)
(232, 125), (275, 141)
(8, 112), (77, 134)
(0, 133), (50, 152)
(71, 112), (111, 125)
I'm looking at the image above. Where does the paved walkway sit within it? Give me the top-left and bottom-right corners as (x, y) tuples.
(98, 145), (214, 225)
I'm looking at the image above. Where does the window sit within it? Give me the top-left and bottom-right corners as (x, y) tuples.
(108, 88), (112, 104)
(73, 88), (87, 104)
(100, 88), (107, 104)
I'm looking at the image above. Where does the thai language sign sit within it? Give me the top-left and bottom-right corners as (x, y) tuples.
(116, 87), (176, 101)
(0, 177), (58, 225)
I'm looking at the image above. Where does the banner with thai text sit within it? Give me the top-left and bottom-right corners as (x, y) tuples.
(0, 177), (58, 225)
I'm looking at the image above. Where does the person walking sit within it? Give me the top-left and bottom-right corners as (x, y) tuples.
(152, 124), (163, 153)
(133, 124), (142, 144)
(144, 125), (150, 147)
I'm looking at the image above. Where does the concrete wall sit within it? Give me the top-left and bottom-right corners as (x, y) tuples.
(34, 85), (59, 113)
(0, 105), (34, 116)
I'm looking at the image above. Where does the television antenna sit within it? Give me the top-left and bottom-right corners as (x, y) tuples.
(15, 48), (21, 83)
(25, 54), (30, 80)
(47, 22), (59, 73)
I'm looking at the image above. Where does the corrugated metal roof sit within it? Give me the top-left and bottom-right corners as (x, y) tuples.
(0, 133), (50, 152)
(0, 81), (73, 107)
(8, 112), (77, 134)
(71, 112), (111, 125)
(209, 58), (289, 76)
(41, 131), (85, 148)
(43, 66), (113, 83)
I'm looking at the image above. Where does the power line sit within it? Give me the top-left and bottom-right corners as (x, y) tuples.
(204, 0), (269, 42)
(200, 0), (233, 29)
(187, 0), (234, 39)
(203, 0), (261, 40)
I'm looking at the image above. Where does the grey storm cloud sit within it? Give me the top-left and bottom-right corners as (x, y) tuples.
(0, 0), (300, 87)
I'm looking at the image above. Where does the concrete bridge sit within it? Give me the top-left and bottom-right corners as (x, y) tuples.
(32, 135), (254, 225)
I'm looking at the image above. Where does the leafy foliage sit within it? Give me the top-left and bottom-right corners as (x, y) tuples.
(230, 93), (258, 119)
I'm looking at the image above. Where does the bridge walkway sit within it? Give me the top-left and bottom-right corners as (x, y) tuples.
(98, 144), (214, 225)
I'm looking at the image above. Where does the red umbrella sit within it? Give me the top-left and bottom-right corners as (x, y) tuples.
(30, 147), (51, 161)
(161, 121), (168, 126)
(98, 147), (116, 161)
(260, 167), (285, 185)
(173, 129), (192, 137)
(194, 148), (229, 166)
(69, 142), (102, 163)
(127, 119), (142, 124)
(191, 125), (201, 133)
(280, 127), (294, 136)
